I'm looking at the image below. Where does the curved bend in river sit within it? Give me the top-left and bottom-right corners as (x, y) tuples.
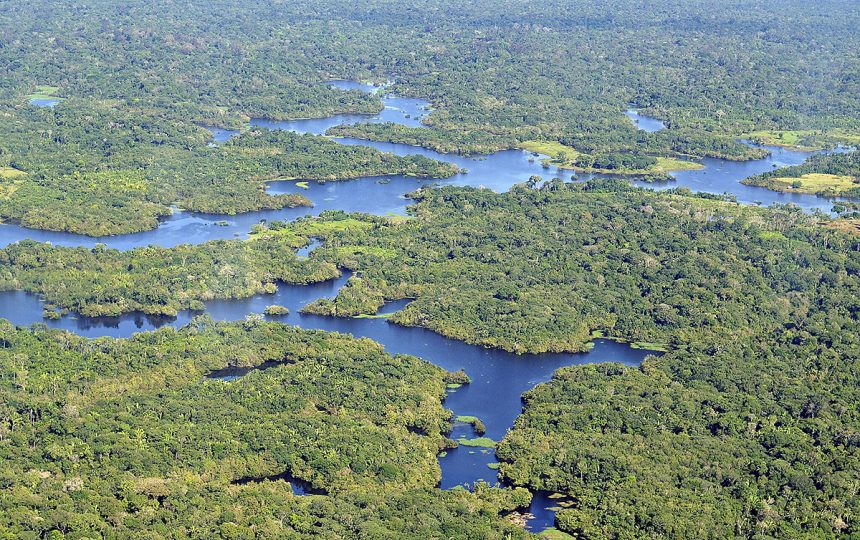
(0, 81), (845, 250)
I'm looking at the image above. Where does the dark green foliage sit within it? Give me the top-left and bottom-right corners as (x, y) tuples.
(293, 181), (846, 354)
(0, 319), (533, 538)
(0, 0), (858, 234)
(326, 122), (517, 155)
(0, 234), (339, 317)
(0, 105), (457, 235)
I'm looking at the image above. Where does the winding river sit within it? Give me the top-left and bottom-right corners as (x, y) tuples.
(3, 80), (849, 532)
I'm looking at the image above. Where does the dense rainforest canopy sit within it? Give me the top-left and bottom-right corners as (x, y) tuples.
(0, 106), (456, 236)
(291, 182), (860, 538)
(4, 181), (860, 537)
(1, 0), (860, 538)
(0, 319), (533, 538)
(1, 0), (859, 234)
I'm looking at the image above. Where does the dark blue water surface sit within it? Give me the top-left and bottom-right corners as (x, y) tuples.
(0, 80), (843, 533)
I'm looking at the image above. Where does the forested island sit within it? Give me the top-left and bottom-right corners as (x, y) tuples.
(2, 0), (860, 538)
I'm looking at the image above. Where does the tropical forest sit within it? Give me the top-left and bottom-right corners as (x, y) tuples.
(0, 0), (859, 539)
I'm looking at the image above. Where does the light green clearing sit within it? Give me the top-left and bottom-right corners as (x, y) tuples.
(456, 437), (496, 448)
(27, 85), (62, 101)
(746, 130), (819, 150)
(538, 528), (576, 540)
(518, 140), (703, 175)
(746, 129), (860, 151)
(353, 312), (393, 319)
(446, 383), (463, 390)
(761, 173), (857, 195)
(758, 230), (788, 241)
(631, 341), (669, 352)
(0, 166), (26, 179)
(455, 415), (482, 424)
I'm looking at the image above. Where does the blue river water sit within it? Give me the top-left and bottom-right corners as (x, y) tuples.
(626, 109), (665, 132)
(0, 79), (847, 533)
(0, 80), (844, 250)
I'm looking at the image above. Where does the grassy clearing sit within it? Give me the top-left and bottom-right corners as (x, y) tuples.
(746, 129), (860, 150)
(752, 173), (858, 195)
(823, 219), (860, 236)
(654, 156), (704, 172)
(746, 130), (820, 150)
(537, 528), (576, 540)
(519, 140), (580, 160)
(519, 141), (702, 175)
(0, 166), (26, 179)
(456, 437), (496, 448)
(27, 85), (61, 100)
(757, 230), (788, 242)
(0, 167), (26, 198)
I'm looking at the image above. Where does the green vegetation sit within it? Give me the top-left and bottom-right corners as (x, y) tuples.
(743, 151), (860, 197)
(746, 173), (857, 195)
(263, 305), (290, 316)
(537, 529), (576, 540)
(1, 2), (860, 537)
(353, 312), (394, 319)
(0, 230), (340, 317)
(0, 0), (856, 235)
(327, 122), (516, 155)
(5, 178), (857, 536)
(456, 415), (487, 435)
(520, 141), (703, 179)
(456, 437), (497, 448)
(26, 85), (62, 102)
(0, 319), (533, 538)
(280, 182), (827, 354)
(0, 116), (457, 236)
(746, 129), (860, 151)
